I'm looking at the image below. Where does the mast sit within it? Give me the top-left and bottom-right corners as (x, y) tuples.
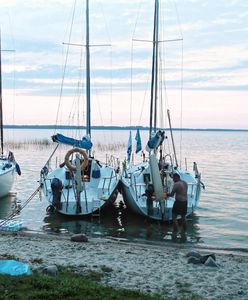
(0, 31), (4, 155)
(86, 0), (91, 138)
(149, 0), (159, 138)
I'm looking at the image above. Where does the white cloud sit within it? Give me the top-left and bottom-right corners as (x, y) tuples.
(0, 0), (247, 129)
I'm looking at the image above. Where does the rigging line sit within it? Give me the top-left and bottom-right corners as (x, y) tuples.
(98, 0), (113, 129)
(54, 0), (77, 134)
(137, 70), (150, 126)
(0, 32), (4, 155)
(167, 109), (178, 167)
(130, 41), (133, 127)
(179, 40), (184, 168)
(6, 10), (16, 134)
(172, 0), (183, 38)
(0, 186), (41, 227)
(172, 0), (184, 167)
(159, 52), (164, 129)
(98, 0), (112, 45)
(110, 48), (113, 129)
(11, 47), (16, 136)
(130, 0), (144, 127)
(67, 44), (85, 136)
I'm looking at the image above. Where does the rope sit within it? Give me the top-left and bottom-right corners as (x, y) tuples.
(0, 186), (41, 228)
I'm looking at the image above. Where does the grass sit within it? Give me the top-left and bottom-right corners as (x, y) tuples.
(0, 267), (163, 300)
(174, 281), (204, 300)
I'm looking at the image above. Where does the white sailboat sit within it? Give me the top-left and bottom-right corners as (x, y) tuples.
(0, 31), (20, 198)
(120, 0), (204, 221)
(40, 0), (120, 216)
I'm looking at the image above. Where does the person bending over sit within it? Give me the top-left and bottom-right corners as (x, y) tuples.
(166, 173), (188, 233)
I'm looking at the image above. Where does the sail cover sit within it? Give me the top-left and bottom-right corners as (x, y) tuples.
(146, 130), (165, 151)
(52, 133), (93, 150)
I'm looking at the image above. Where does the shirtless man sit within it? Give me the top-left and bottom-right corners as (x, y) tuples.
(166, 173), (188, 233)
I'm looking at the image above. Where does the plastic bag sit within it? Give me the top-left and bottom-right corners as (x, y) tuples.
(0, 260), (32, 276)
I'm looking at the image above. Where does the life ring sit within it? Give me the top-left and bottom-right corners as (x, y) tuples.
(64, 148), (88, 172)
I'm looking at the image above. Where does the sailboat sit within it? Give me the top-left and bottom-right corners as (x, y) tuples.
(39, 0), (120, 216)
(120, 0), (204, 221)
(0, 31), (21, 198)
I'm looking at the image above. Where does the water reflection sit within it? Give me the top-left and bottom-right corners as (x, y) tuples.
(42, 201), (202, 247)
(0, 193), (21, 219)
(0, 192), (202, 247)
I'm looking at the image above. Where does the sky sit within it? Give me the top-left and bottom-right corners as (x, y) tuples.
(0, 0), (247, 129)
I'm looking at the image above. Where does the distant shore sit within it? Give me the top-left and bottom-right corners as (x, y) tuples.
(0, 230), (247, 300)
(3, 125), (248, 132)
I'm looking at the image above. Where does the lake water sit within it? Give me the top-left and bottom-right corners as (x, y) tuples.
(1, 129), (247, 253)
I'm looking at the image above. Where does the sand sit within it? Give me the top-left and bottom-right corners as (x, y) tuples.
(0, 230), (247, 300)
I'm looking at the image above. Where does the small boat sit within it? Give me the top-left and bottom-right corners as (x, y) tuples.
(0, 31), (21, 198)
(120, 0), (204, 221)
(40, 0), (120, 216)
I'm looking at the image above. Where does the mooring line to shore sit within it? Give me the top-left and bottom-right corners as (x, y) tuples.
(0, 186), (41, 227)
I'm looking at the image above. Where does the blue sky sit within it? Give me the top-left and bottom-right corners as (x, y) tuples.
(0, 0), (247, 129)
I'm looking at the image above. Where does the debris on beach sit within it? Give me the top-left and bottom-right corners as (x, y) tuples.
(0, 260), (32, 276)
(0, 219), (22, 232)
(186, 250), (218, 267)
(70, 233), (88, 243)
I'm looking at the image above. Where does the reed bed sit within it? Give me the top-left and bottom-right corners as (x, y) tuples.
(4, 139), (52, 149)
(4, 140), (127, 151)
(95, 141), (126, 151)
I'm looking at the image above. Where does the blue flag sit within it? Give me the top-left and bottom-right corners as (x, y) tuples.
(127, 131), (132, 162)
(135, 129), (142, 153)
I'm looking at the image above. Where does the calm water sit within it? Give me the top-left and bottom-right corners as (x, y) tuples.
(1, 129), (247, 252)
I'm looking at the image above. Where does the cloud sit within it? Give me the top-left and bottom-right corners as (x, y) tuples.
(0, 0), (247, 128)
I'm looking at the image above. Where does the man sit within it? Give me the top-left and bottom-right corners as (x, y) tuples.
(166, 173), (188, 233)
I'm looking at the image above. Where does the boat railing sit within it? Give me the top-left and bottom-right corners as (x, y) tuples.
(106, 154), (120, 170)
(41, 144), (60, 175)
(163, 154), (174, 166)
(101, 170), (118, 194)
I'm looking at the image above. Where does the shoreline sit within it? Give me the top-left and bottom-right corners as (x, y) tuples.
(0, 230), (247, 299)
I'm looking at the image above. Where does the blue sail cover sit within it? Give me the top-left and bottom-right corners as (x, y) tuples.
(146, 130), (165, 151)
(52, 133), (93, 150)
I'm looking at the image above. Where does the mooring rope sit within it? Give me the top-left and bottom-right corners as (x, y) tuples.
(0, 186), (41, 228)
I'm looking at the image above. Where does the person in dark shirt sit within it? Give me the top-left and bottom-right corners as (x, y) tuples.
(166, 173), (188, 233)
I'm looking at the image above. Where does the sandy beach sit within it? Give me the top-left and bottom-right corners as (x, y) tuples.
(0, 230), (247, 300)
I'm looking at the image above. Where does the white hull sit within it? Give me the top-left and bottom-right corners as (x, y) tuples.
(120, 160), (202, 222)
(0, 159), (15, 198)
(41, 157), (120, 216)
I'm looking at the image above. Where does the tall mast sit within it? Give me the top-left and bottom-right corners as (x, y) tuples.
(86, 0), (91, 138)
(149, 0), (159, 138)
(0, 31), (4, 155)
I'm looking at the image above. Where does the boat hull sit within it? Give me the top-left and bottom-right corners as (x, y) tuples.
(0, 160), (15, 198)
(41, 158), (120, 216)
(120, 161), (202, 222)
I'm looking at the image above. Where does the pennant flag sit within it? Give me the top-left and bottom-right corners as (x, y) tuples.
(127, 131), (132, 162)
(135, 129), (142, 153)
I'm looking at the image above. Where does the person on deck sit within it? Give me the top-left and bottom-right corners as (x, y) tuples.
(166, 173), (188, 233)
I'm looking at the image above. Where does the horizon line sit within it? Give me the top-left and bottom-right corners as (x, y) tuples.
(3, 125), (248, 132)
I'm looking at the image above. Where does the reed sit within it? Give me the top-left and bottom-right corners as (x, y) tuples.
(95, 141), (126, 151)
(4, 140), (126, 151)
